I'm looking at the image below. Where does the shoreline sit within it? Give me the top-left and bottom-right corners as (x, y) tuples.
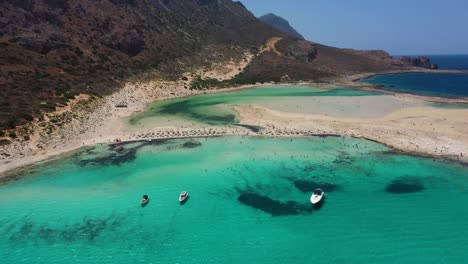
(347, 68), (468, 83)
(2, 132), (466, 186)
(1, 69), (468, 177)
(334, 69), (468, 103)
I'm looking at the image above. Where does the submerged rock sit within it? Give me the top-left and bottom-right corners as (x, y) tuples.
(238, 192), (312, 216)
(182, 140), (202, 148)
(385, 177), (425, 194)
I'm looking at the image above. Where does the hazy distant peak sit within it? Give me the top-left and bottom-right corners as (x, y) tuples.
(259, 13), (305, 40)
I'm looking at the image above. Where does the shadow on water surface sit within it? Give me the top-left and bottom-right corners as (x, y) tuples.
(385, 176), (425, 194)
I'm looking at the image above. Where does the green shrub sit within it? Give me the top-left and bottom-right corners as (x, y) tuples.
(19, 112), (34, 121)
(39, 103), (56, 110)
(64, 92), (76, 100)
(6, 118), (17, 129)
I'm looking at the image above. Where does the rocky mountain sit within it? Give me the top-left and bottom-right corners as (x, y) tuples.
(259, 13), (304, 40)
(0, 0), (283, 130)
(0, 0), (432, 132)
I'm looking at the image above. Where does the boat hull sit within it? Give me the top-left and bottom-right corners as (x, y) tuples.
(310, 194), (323, 204)
(141, 199), (149, 207)
(179, 195), (189, 204)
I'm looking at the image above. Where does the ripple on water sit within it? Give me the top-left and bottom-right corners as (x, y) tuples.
(293, 180), (340, 193)
(1, 136), (467, 263)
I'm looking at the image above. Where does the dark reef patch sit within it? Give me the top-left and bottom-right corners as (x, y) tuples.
(77, 139), (170, 167)
(181, 140), (202, 148)
(77, 148), (139, 167)
(6, 214), (125, 244)
(150, 99), (237, 125)
(385, 177), (425, 194)
(293, 180), (339, 193)
(0, 173), (22, 185)
(237, 192), (313, 216)
(373, 150), (404, 156)
(332, 151), (355, 164)
(190, 112), (236, 124)
(157, 100), (222, 115)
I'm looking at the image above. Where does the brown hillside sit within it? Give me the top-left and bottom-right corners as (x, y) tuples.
(0, 1), (424, 131)
(0, 0), (283, 129)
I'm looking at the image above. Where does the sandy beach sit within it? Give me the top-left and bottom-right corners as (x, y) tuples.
(1, 70), (468, 177)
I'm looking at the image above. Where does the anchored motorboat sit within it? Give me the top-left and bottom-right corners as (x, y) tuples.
(310, 188), (324, 204)
(141, 195), (149, 206)
(179, 191), (189, 204)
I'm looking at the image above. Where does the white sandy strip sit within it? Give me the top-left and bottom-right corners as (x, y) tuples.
(1, 71), (468, 176)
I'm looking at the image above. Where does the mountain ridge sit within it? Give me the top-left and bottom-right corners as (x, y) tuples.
(0, 0), (431, 133)
(259, 13), (304, 40)
(0, 0), (284, 130)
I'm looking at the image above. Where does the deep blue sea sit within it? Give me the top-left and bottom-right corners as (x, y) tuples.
(428, 55), (468, 70)
(361, 73), (468, 97)
(361, 55), (468, 97)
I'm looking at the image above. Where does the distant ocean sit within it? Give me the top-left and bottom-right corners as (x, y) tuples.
(361, 55), (468, 97)
(395, 54), (468, 70)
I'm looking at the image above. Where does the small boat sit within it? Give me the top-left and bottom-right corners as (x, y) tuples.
(141, 195), (149, 206)
(310, 188), (324, 204)
(179, 191), (189, 204)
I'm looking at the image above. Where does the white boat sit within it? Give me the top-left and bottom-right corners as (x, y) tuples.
(141, 195), (149, 206)
(179, 191), (189, 204)
(310, 189), (324, 204)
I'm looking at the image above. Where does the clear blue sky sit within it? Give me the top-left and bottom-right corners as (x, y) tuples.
(240, 0), (468, 55)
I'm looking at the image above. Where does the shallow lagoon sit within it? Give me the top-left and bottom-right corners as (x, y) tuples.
(1, 136), (467, 263)
(127, 85), (425, 128)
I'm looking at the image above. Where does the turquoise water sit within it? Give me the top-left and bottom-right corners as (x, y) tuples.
(361, 73), (468, 97)
(129, 85), (379, 126)
(1, 136), (468, 263)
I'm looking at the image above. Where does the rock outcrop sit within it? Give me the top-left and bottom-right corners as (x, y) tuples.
(395, 56), (438, 69)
